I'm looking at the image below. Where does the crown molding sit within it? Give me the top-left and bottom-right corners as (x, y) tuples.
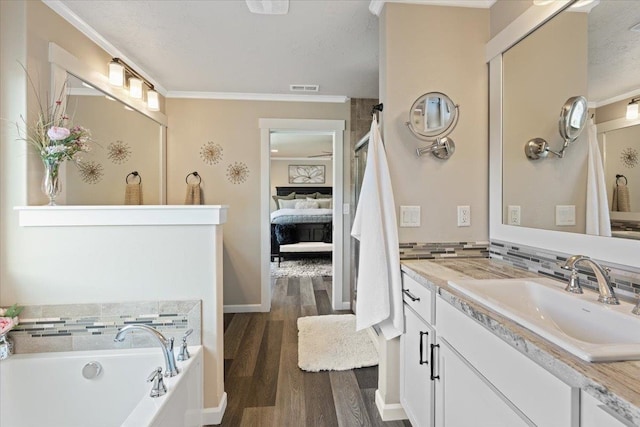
(166, 91), (350, 103)
(369, 0), (496, 16)
(42, 0), (167, 95)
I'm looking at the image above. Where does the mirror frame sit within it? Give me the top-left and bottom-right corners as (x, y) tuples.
(48, 42), (167, 204)
(559, 95), (588, 142)
(488, 0), (640, 269)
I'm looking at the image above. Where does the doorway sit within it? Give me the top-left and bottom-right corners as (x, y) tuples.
(260, 119), (346, 312)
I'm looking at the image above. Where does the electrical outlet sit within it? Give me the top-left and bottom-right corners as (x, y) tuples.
(508, 205), (521, 226)
(400, 205), (421, 227)
(457, 205), (471, 227)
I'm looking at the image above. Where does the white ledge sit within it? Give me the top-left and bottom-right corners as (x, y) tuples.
(15, 205), (228, 227)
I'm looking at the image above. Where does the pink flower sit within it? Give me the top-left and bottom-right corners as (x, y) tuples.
(47, 126), (71, 141)
(0, 317), (14, 335)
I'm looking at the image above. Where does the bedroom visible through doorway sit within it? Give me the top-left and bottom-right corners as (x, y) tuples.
(260, 119), (346, 313)
(269, 133), (335, 297)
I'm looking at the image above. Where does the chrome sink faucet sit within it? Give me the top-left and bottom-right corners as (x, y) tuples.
(561, 255), (619, 305)
(114, 324), (180, 377)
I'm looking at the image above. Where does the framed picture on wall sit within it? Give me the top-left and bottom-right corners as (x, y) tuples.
(288, 165), (326, 184)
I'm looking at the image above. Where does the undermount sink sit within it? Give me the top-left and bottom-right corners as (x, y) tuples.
(447, 277), (640, 362)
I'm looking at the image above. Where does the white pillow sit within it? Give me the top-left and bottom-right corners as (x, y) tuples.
(295, 201), (319, 209)
(279, 199), (299, 209)
(308, 197), (331, 209)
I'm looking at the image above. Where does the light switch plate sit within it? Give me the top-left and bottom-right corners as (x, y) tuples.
(555, 205), (576, 226)
(400, 205), (421, 227)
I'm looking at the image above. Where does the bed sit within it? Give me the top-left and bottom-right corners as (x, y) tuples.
(270, 186), (333, 264)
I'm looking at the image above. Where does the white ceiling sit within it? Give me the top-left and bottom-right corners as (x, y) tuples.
(270, 132), (333, 158)
(49, 0), (499, 101)
(53, 0), (380, 99)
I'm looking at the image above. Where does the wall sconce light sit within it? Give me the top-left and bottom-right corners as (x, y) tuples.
(626, 98), (639, 120)
(129, 77), (143, 99)
(108, 60), (125, 87)
(108, 58), (158, 111)
(146, 90), (160, 111)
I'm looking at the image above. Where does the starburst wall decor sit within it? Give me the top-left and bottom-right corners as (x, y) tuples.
(226, 162), (249, 184)
(621, 147), (638, 168)
(78, 160), (104, 184)
(107, 140), (132, 164)
(200, 141), (223, 165)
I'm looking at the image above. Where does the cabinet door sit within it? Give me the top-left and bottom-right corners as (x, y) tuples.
(435, 339), (532, 427)
(401, 305), (434, 427)
(581, 391), (630, 427)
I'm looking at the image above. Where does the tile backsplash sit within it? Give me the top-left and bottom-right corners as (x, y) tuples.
(490, 240), (640, 300)
(8, 300), (201, 354)
(400, 241), (489, 260)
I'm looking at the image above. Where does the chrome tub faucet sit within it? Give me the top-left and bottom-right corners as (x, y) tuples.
(114, 324), (180, 377)
(561, 255), (619, 305)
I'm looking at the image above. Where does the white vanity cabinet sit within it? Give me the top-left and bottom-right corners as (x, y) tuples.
(400, 273), (436, 427)
(436, 294), (577, 427)
(581, 391), (630, 427)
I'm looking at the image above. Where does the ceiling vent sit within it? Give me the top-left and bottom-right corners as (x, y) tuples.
(290, 84), (319, 93)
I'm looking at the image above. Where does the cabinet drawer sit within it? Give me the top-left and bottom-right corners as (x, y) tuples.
(402, 273), (434, 325)
(437, 296), (576, 427)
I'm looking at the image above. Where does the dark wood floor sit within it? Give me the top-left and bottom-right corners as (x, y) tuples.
(218, 274), (412, 427)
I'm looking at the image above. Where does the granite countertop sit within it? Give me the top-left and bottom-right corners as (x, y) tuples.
(401, 258), (640, 426)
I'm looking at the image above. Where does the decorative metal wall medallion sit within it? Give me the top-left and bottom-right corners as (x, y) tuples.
(200, 141), (223, 165)
(226, 162), (249, 184)
(621, 147), (638, 168)
(78, 161), (104, 184)
(107, 140), (132, 164)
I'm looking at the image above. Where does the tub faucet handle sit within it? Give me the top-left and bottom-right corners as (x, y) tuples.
(177, 329), (193, 361)
(147, 367), (167, 398)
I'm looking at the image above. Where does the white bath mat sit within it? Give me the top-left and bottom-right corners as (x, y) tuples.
(297, 314), (378, 372)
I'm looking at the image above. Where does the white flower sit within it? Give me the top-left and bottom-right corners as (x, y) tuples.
(47, 126), (71, 141)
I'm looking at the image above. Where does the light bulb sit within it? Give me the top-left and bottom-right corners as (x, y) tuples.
(108, 61), (124, 87)
(129, 77), (143, 99)
(626, 102), (639, 120)
(147, 90), (160, 111)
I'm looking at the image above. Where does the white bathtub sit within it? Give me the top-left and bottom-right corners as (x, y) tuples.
(0, 346), (203, 427)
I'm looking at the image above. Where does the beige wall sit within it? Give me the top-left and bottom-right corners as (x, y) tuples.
(490, 0), (533, 38)
(380, 3), (490, 244)
(502, 12), (588, 233)
(165, 98), (349, 306)
(66, 95), (162, 204)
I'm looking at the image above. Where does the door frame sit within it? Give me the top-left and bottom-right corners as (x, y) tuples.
(259, 118), (346, 312)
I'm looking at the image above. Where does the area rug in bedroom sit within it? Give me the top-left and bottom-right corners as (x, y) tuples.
(270, 258), (332, 278)
(297, 314), (378, 372)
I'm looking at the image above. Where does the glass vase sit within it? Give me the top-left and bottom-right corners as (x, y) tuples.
(41, 159), (61, 206)
(0, 333), (13, 360)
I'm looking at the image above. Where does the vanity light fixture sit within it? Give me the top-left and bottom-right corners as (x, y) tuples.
(627, 98), (640, 120)
(129, 77), (143, 99)
(108, 57), (159, 110)
(108, 59), (125, 87)
(147, 90), (160, 111)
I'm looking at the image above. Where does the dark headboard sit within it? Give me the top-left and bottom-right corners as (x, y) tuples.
(276, 186), (332, 196)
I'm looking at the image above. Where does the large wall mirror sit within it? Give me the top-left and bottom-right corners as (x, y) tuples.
(49, 43), (167, 204)
(501, 0), (640, 238)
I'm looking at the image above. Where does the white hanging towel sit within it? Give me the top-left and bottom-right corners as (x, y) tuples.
(585, 118), (611, 237)
(351, 115), (403, 340)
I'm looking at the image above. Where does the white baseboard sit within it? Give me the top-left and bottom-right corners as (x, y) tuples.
(223, 304), (264, 313)
(375, 389), (407, 422)
(201, 392), (228, 425)
(339, 300), (351, 310)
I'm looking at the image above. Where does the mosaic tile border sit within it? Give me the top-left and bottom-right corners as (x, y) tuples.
(400, 241), (489, 260)
(611, 219), (640, 233)
(490, 240), (640, 300)
(7, 300), (201, 354)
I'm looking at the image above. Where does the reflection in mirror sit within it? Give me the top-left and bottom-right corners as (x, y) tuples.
(406, 92), (458, 140)
(561, 96), (587, 142)
(64, 75), (162, 204)
(502, 0), (640, 239)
